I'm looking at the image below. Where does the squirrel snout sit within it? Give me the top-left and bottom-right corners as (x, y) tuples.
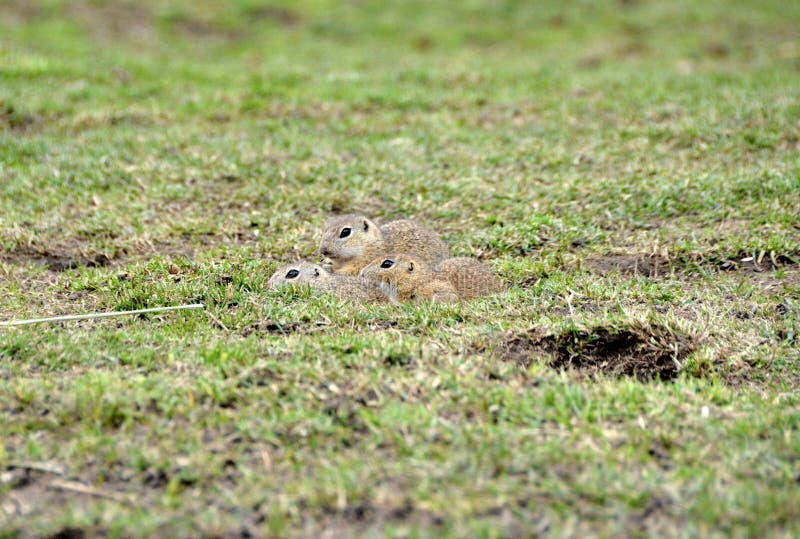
(320, 247), (332, 257)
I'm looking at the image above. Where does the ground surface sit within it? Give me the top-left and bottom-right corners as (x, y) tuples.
(1, 0), (799, 537)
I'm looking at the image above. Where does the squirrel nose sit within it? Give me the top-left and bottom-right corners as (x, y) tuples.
(321, 248), (331, 257)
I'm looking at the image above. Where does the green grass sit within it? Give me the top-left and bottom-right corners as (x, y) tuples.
(1, 0), (799, 536)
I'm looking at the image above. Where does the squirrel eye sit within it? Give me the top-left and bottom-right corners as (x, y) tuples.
(285, 269), (300, 279)
(339, 227), (351, 238)
(380, 259), (394, 268)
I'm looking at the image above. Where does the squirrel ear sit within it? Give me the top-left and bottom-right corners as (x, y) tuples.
(362, 218), (369, 231)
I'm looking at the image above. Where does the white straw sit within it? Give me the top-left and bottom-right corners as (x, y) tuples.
(0, 304), (205, 328)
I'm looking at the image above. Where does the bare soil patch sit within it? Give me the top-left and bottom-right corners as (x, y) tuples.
(487, 321), (698, 381)
(130, 237), (198, 261)
(164, 13), (241, 40)
(244, 5), (302, 26)
(584, 253), (670, 277)
(67, 1), (153, 42)
(241, 320), (328, 337)
(70, 110), (160, 132)
(309, 500), (445, 539)
(1, 243), (114, 272)
(583, 250), (799, 278)
(0, 464), (134, 529)
(321, 390), (381, 432)
(0, 233), (245, 273)
(1, 100), (41, 133)
(0, 2), (43, 24)
(712, 251), (799, 273)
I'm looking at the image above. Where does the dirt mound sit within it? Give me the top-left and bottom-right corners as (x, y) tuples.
(492, 321), (697, 381)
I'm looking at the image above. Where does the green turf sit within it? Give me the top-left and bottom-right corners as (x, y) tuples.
(1, 0), (799, 536)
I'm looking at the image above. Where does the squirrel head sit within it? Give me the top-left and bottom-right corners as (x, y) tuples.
(318, 214), (384, 271)
(267, 262), (330, 289)
(359, 254), (428, 293)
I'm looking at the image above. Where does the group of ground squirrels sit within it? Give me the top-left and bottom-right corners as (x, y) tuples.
(267, 215), (503, 304)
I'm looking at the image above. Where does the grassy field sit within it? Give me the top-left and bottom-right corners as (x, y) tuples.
(1, 0), (799, 536)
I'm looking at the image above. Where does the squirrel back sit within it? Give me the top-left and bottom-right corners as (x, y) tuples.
(381, 219), (450, 266)
(435, 257), (503, 299)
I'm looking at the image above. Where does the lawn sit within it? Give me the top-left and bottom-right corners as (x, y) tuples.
(1, 0), (799, 536)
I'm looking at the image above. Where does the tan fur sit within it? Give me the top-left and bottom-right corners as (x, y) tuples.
(435, 257), (503, 299)
(359, 254), (458, 303)
(360, 254), (502, 303)
(267, 261), (390, 303)
(318, 215), (449, 275)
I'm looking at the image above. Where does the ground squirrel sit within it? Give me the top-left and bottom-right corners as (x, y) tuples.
(359, 254), (501, 303)
(435, 256), (503, 299)
(318, 214), (450, 275)
(267, 261), (391, 303)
